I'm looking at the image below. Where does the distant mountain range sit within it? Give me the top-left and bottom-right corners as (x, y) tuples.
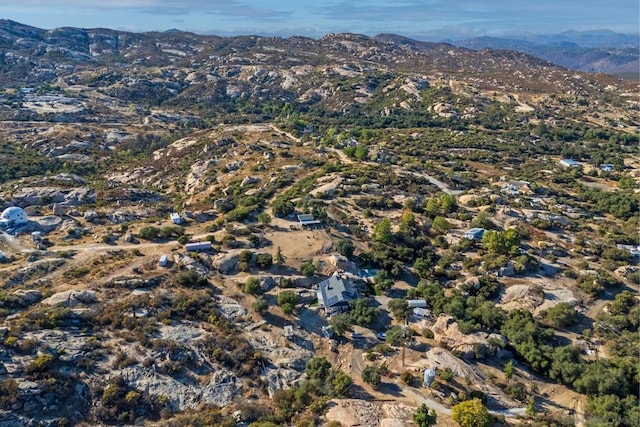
(450, 30), (639, 78)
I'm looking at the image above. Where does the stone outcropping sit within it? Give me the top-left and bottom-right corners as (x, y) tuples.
(10, 187), (95, 207)
(42, 290), (97, 307)
(431, 315), (506, 359)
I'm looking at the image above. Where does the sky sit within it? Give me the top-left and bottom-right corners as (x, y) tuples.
(0, 0), (637, 40)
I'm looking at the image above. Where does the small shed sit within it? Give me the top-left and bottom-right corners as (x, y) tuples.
(170, 213), (183, 224)
(559, 159), (581, 168)
(159, 254), (169, 267)
(185, 241), (212, 252)
(464, 228), (485, 241)
(408, 299), (427, 308)
(297, 214), (322, 229)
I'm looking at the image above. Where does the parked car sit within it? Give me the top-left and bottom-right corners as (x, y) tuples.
(376, 332), (386, 340)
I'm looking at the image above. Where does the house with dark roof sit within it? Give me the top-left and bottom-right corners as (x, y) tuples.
(317, 274), (358, 316)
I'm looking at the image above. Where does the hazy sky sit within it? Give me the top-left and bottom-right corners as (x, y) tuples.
(0, 0), (637, 39)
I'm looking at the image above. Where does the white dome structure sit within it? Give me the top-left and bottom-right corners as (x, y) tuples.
(423, 368), (436, 387)
(0, 207), (28, 228)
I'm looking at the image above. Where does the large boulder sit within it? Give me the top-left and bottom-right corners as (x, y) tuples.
(36, 216), (63, 232)
(12, 289), (43, 305)
(42, 290), (97, 307)
(241, 176), (259, 187)
(431, 315), (506, 359)
(212, 251), (241, 274)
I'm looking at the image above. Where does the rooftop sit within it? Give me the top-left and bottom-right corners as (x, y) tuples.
(318, 275), (357, 308)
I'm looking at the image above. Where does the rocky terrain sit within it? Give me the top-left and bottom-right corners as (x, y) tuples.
(0, 20), (638, 427)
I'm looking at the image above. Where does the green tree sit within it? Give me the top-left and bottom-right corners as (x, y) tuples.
(540, 302), (576, 328)
(257, 212), (272, 225)
(385, 326), (412, 346)
(277, 291), (300, 308)
(253, 297), (269, 314)
(504, 360), (514, 380)
(451, 399), (490, 427)
(328, 313), (353, 336)
(374, 218), (393, 243)
(300, 259), (316, 276)
(350, 298), (379, 327)
(306, 357), (333, 381)
(332, 371), (352, 396)
(431, 216), (451, 234)
(275, 246), (286, 265)
(482, 229), (520, 255)
(361, 365), (381, 387)
(413, 404), (437, 427)
(525, 397), (536, 417)
(617, 175), (636, 190)
(336, 239), (355, 258)
(399, 211), (417, 234)
(388, 299), (410, 322)
(244, 277), (262, 295)
(255, 253), (273, 269)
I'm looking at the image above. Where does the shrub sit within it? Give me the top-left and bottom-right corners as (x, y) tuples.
(244, 277), (262, 295)
(400, 370), (415, 385)
(362, 365), (381, 387)
(300, 259), (316, 276)
(253, 297), (269, 314)
(0, 379), (19, 409)
(176, 270), (207, 288)
(438, 367), (454, 382)
(256, 253), (273, 269)
(25, 354), (54, 374)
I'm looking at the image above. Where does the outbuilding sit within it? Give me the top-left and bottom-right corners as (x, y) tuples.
(407, 299), (427, 308)
(0, 207), (28, 228)
(159, 254), (169, 267)
(170, 213), (183, 225)
(559, 159), (581, 168)
(464, 228), (485, 241)
(185, 241), (212, 252)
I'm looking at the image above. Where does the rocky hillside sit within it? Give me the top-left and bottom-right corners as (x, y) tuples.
(0, 19), (638, 427)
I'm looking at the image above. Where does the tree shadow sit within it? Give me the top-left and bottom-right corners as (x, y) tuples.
(378, 381), (404, 397)
(346, 384), (375, 400)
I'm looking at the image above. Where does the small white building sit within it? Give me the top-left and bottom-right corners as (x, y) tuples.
(159, 254), (169, 267)
(0, 207), (29, 228)
(170, 213), (183, 225)
(559, 159), (581, 168)
(185, 241), (212, 252)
